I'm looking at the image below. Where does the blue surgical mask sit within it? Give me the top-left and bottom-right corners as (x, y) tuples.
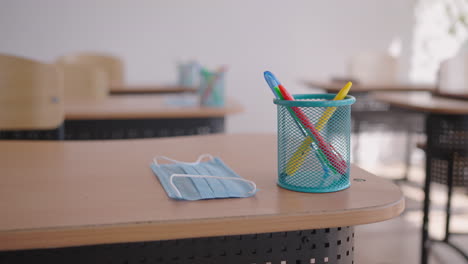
(150, 154), (257, 201)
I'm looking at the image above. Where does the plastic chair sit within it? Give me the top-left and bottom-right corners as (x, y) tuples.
(0, 54), (64, 140)
(348, 52), (398, 84)
(56, 63), (109, 101)
(56, 52), (124, 86)
(437, 50), (468, 95)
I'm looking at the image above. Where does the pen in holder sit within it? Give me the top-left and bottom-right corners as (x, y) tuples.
(199, 67), (226, 107)
(275, 94), (355, 193)
(178, 61), (200, 87)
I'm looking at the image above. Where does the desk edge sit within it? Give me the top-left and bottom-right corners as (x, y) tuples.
(0, 196), (404, 251)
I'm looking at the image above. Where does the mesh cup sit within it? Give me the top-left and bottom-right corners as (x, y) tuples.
(199, 71), (225, 107)
(274, 94), (356, 193)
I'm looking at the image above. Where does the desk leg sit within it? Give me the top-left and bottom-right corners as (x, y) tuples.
(0, 227), (355, 264)
(444, 154), (454, 243)
(421, 118), (432, 264)
(402, 128), (413, 181)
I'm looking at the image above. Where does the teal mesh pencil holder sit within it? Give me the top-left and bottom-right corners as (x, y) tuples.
(274, 94), (356, 193)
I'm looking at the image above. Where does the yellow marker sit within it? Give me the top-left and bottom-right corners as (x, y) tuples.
(285, 82), (352, 176)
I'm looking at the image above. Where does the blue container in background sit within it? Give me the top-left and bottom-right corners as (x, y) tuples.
(178, 61), (200, 87)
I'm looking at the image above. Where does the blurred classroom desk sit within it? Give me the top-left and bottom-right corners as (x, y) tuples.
(0, 134), (404, 264)
(434, 90), (468, 100)
(302, 79), (435, 120)
(371, 91), (468, 114)
(64, 95), (243, 140)
(302, 79), (434, 119)
(110, 84), (197, 95)
(304, 79), (431, 174)
(371, 91), (468, 263)
(302, 79), (435, 93)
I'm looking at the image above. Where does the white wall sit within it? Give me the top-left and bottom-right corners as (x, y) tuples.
(0, 0), (414, 133)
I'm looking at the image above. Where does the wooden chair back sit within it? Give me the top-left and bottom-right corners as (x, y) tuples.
(0, 54), (64, 131)
(56, 63), (109, 101)
(57, 52), (124, 85)
(348, 52), (398, 84)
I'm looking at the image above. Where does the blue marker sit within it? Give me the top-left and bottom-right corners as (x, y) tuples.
(264, 71), (282, 99)
(262, 70), (333, 177)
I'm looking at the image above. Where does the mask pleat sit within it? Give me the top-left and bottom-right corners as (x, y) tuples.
(195, 163), (231, 198)
(204, 159), (252, 197)
(178, 164), (215, 199)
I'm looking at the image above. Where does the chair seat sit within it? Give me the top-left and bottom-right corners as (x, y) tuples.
(416, 141), (426, 151)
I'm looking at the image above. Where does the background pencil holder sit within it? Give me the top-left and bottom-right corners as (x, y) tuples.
(199, 70), (225, 107)
(274, 94), (355, 193)
(177, 62), (200, 87)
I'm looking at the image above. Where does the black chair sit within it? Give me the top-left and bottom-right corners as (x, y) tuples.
(421, 114), (468, 263)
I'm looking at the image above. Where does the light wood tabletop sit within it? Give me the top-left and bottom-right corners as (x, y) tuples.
(110, 84), (197, 94)
(433, 90), (468, 100)
(65, 95), (243, 120)
(371, 91), (468, 115)
(0, 134), (404, 250)
(303, 80), (435, 93)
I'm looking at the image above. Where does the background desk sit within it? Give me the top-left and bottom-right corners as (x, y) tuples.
(434, 90), (468, 101)
(303, 79), (434, 114)
(304, 80), (430, 178)
(110, 84), (197, 95)
(64, 95), (243, 140)
(0, 134), (404, 264)
(371, 91), (468, 114)
(371, 91), (468, 263)
(303, 80), (435, 93)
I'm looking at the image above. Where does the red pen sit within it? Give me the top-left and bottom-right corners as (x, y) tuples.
(277, 84), (348, 174)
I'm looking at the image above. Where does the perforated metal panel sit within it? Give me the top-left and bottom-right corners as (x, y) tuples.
(426, 114), (468, 187)
(64, 117), (224, 140)
(0, 227), (355, 264)
(0, 124), (64, 140)
(0, 118), (224, 141)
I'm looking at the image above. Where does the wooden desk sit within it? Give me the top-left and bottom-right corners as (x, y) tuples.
(371, 91), (468, 263)
(303, 80), (435, 93)
(434, 90), (468, 100)
(371, 91), (468, 114)
(64, 95), (243, 140)
(0, 134), (403, 263)
(110, 84), (197, 95)
(303, 81), (429, 174)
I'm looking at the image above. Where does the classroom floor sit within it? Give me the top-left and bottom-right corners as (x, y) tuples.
(354, 132), (468, 264)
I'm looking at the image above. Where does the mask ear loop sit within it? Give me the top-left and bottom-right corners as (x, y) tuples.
(195, 154), (214, 163)
(153, 154), (215, 166)
(169, 174), (257, 199)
